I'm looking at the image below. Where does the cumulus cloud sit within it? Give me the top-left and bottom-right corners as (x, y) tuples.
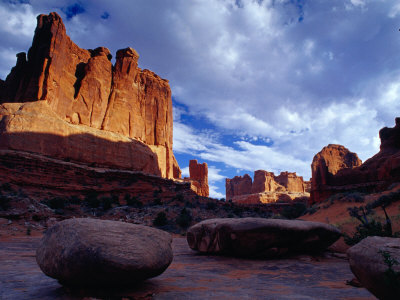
(0, 0), (399, 195)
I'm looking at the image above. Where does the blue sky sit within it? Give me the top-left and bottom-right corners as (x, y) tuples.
(0, 0), (400, 198)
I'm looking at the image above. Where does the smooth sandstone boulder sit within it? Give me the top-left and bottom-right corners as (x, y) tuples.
(36, 218), (173, 286)
(187, 218), (341, 257)
(347, 236), (400, 300)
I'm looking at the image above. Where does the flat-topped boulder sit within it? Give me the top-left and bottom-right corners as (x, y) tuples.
(36, 218), (173, 286)
(347, 236), (400, 300)
(187, 218), (341, 258)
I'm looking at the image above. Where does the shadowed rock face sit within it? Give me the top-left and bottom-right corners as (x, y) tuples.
(36, 218), (173, 286)
(310, 118), (400, 203)
(347, 236), (400, 300)
(0, 12), (179, 179)
(187, 218), (341, 258)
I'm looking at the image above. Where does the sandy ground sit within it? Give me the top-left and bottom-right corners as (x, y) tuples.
(0, 232), (377, 300)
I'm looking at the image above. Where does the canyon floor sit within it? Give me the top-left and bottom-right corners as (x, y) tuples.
(0, 231), (376, 300)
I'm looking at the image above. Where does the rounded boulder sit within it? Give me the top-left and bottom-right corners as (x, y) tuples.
(347, 236), (400, 300)
(187, 218), (341, 257)
(36, 218), (173, 286)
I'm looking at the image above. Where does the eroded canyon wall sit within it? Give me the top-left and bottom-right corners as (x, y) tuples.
(0, 12), (179, 178)
(310, 118), (400, 204)
(226, 170), (308, 204)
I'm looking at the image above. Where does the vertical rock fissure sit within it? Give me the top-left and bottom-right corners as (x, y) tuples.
(101, 65), (115, 130)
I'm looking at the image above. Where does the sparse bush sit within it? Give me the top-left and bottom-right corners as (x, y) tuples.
(69, 195), (81, 205)
(85, 191), (100, 208)
(153, 211), (168, 227)
(100, 197), (113, 210)
(281, 202), (307, 219)
(344, 206), (398, 246)
(0, 195), (10, 210)
(176, 207), (192, 228)
(153, 197), (162, 206)
(2, 183), (12, 191)
(206, 202), (217, 210)
(305, 205), (318, 215)
(46, 197), (66, 209)
(379, 250), (400, 293)
(185, 201), (193, 208)
(125, 195), (143, 208)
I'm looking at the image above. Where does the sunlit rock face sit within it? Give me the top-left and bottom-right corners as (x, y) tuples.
(310, 144), (362, 204)
(226, 170), (309, 204)
(182, 160), (209, 197)
(0, 12), (180, 178)
(310, 118), (400, 204)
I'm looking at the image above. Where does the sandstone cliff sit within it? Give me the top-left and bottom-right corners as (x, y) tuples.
(0, 12), (179, 178)
(226, 170), (308, 204)
(310, 118), (400, 203)
(183, 160), (209, 197)
(310, 144), (362, 204)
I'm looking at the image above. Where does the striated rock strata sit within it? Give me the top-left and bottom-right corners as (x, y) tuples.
(0, 149), (194, 203)
(310, 118), (400, 203)
(226, 170), (308, 204)
(0, 12), (179, 178)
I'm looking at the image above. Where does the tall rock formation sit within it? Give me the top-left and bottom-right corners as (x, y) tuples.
(187, 160), (209, 197)
(0, 12), (180, 178)
(226, 174), (253, 200)
(251, 170), (279, 194)
(226, 170), (308, 204)
(310, 119), (400, 204)
(310, 144), (361, 204)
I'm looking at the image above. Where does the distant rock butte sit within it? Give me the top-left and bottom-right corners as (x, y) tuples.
(183, 160), (209, 197)
(0, 12), (179, 179)
(310, 144), (362, 204)
(226, 170), (309, 204)
(310, 118), (400, 203)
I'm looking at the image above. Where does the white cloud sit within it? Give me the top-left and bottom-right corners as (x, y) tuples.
(388, 3), (400, 18)
(181, 166), (189, 178)
(0, 4), (36, 37)
(208, 166), (226, 183)
(209, 185), (225, 199)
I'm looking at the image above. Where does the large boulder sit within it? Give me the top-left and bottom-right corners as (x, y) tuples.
(187, 218), (341, 257)
(347, 236), (400, 300)
(36, 218), (173, 286)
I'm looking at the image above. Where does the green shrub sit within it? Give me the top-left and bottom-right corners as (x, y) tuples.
(0, 195), (10, 210)
(153, 211), (168, 227)
(176, 208), (192, 228)
(69, 195), (81, 205)
(379, 250), (400, 293)
(100, 197), (113, 210)
(85, 191), (100, 208)
(175, 193), (185, 202)
(344, 206), (398, 246)
(153, 197), (162, 206)
(46, 197), (66, 209)
(126, 195), (143, 208)
(281, 203), (307, 219)
(206, 202), (217, 210)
